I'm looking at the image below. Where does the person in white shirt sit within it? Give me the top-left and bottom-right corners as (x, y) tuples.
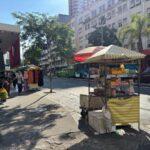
(17, 72), (24, 94)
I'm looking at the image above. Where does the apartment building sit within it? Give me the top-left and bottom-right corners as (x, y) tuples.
(69, 0), (79, 17)
(57, 14), (70, 24)
(69, 0), (150, 51)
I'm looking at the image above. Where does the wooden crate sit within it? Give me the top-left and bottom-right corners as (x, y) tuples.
(108, 96), (139, 125)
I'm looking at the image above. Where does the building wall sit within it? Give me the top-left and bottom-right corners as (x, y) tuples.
(69, 0), (150, 51)
(57, 14), (70, 24)
(69, 0), (79, 17)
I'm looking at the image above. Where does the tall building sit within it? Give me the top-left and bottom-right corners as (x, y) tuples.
(57, 14), (70, 24)
(69, 0), (79, 17)
(69, 0), (150, 52)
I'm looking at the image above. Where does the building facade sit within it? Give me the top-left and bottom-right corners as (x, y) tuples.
(0, 23), (20, 69)
(69, 0), (79, 17)
(69, 0), (150, 51)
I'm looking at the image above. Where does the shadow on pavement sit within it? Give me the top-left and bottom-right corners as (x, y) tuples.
(9, 90), (39, 99)
(0, 103), (62, 149)
(67, 119), (150, 150)
(24, 93), (49, 108)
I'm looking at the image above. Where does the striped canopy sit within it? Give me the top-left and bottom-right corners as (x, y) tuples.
(86, 45), (145, 63)
(74, 46), (105, 62)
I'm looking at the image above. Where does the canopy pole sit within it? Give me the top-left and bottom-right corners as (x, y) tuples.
(88, 64), (91, 95)
(104, 63), (107, 108)
(138, 60), (141, 96)
(138, 60), (141, 131)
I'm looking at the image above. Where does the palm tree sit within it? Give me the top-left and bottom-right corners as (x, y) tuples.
(118, 14), (150, 51)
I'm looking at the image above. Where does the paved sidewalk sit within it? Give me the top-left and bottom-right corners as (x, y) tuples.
(0, 91), (87, 150)
(0, 90), (150, 150)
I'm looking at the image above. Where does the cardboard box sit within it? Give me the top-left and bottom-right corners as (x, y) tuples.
(80, 94), (104, 109)
(88, 110), (106, 134)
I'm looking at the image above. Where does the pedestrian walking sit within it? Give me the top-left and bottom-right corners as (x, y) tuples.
(17, 72), (24, 94)
(23, 71), (28, 91)
(12, 72), (17, 89)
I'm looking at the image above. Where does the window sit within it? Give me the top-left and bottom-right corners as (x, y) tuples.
(118, 20), (122, 27)
(118, 6), (122, 14)
(147, 37), (150, 48)
(99, 16), (106, 25)
(135, 0), (141, 5)
(107, 12), (111, 20)
(123, 18), (128, 25)
(147, 8), (150, 17)
(111, 9), (116, 18)
(123, 3), (128, 11)
(112, 23), (116, 28)
(92, 10), (97, 18)
(130, 0), (135, 8)
(79, 17), (83, 24)
(99, 6), (102, 13)
(78, 27), (82, 34)
(107, 0), (112, 8)
(102, 4), (105, 12)
(131, 42), (136, 50)
(85, 23), (90, 30)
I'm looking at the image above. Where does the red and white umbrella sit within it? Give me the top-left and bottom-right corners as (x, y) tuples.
(74, 46), (105, 62)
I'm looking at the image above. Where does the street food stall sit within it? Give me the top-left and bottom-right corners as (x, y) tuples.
(27, 65), (41, 90)
(80, 45), (145, 134)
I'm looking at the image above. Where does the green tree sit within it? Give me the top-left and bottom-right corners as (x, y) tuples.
(118, 14), (150, 51)
(12, 12), (73, 65)
(88, 26), (121, 46)
(24, 46), (41, 65)
(12, 12), (74, 92)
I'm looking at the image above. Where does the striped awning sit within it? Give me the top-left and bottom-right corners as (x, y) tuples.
(74, 46), (105, 62)
(86, 45), (145, 63)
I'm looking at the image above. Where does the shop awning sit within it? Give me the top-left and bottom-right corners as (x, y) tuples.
(86, 45), (145, 63)
(141, 49), (150, 55)
(74, 46), (105, 62)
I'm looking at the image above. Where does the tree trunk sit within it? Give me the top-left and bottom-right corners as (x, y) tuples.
(138, 35), (143, 52)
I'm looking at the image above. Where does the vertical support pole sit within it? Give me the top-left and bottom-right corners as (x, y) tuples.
(88, 64), (91, 95)
(138, 60), (141, 131)
(104, 63), (107, 108)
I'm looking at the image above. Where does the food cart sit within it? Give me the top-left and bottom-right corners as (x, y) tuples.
(27, 65), (41, 90)
(80, 45), (145, 133)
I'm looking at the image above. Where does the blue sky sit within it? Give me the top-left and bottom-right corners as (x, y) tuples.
(0, 0), (68, 24)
